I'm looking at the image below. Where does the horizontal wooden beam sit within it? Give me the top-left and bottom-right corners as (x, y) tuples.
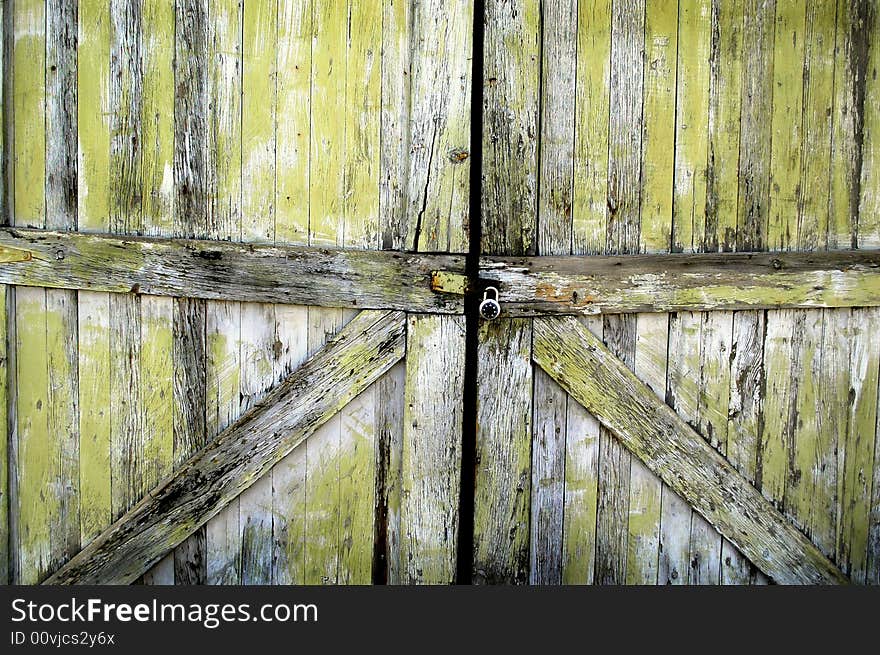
(483, 250), (880, 315)
(532, 316), (848, 585)
(0, 228), (466, 313)
(44, 310), (407, 584)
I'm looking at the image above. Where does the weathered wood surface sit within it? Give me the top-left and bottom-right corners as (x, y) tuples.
(44, 310), (405, 585)
(0, 228), (466, 313)
(532, 316), (849, 585)
(400, 314), (465, 583)
(480, 250), (880, 315)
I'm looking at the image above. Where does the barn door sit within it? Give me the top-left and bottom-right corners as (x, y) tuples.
(472, 0), (880, 585)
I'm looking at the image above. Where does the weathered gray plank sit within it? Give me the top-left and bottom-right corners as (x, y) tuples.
(479, 249), (880, 315)
(594, 0), (645, 585)
(46, 0), (81, 578)
(532, 316), (849, 585)
(400, 314), (465, 583)
(172, 0), (209, 585)
(473, 319), (533, 584)
(44, 310), (406, 585)
(0, 228), (466, 313)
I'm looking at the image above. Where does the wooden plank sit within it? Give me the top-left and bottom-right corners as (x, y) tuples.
(271, 0), (312, 586)
(705, 0), (742, 251)
(473, 319), (533, 584)
(77, 0), (113, 555)
(532, 316), (849, 585)
(136, 0), (176, 586)
(595, 0), (645, 585)
(529, 0), (577, 584)
(46, 0), (81, 579)
(671, 0), (711, 254)
(736, 0), (774, 251)
(0, 228), (467, 313)
(203, 0), (243, 586)
(44, 310), (406, 585)
(478, 249), (880, 315)
(859, 0), (880, 247)
(624, 0), (676, 585)
(403, 0), (472, 253)
(171, 0), (208, 585)
(238, 0), (278, 586)
(572, 0), (611, 255)
(481, 0), (539, 255)
(838, 307), (880, 583)
(400, 314), (465, 583)
(337, 0), (383, 585)
(561, 317), (601, 584)
(12, 0), (51, 584)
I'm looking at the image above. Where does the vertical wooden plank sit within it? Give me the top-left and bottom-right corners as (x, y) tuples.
(204, 0), (243, 586)
(404, 0), (472, 253)
(379, 0), (410, 250)
(336, 0), (382, 585)
(737, 0), (774, 251)
(767, 0), (805, 252)
(724, 309), (765, 584)
(734, 0), (775, 586)
(662, 312), (701, 585)
(270, 304), (308, 585)
(839, 307), (880, 583)
(237, 0), (278, 586)
(828, 0), (866, 250)
(45, 0), (80, 578)
(595, 0), (644, 585)
(134, 0), (176, 586)
(13, 0), (51, 584)
(473, 319), (533, 584)
(271, 0), (311, 587)
(857, 0), (879, 247)
(303, 309), (344, 584)
(561, 317), (601, 584)
(562, 1), (611, 583)
(305, 0), (344, 585)
(711, 0), (756, 585)
(474, 0), (539, 585)
(672, 0), (711, 254)
(572, 0), (611, 255)
(171, 0), (209, 585)
(530, 0), (576, 585)
(481, 0), (539, 255)
(624, 0), (677, 586)
(799, 0), (836, 249)
(77, 0), (112, 551)
(705, 0), (742, 252)
(400, 315), (465, 584)
(627, 313), (668, 585)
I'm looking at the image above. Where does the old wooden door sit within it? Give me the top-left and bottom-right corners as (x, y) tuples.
(2, 0), (880, 586)
(473, 0), (880, 585)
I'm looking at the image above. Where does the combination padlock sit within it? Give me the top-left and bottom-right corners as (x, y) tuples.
(478, 286), (501, 321)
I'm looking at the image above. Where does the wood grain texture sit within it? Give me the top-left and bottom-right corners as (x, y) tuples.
(400, 314), (465, 583)
(533, 316), (849, 585)
(473, 319), (533, 584)
(479, 250), (880, 315)
(0, 228), (466, 313)
(170, 0), (209, 584)
(44, 310), (406, 585)
(481, 0), (539, 256)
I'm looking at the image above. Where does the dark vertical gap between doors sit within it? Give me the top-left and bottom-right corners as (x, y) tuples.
(456, 0), (486, 585)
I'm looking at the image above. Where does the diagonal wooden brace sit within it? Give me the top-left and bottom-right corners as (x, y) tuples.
(532, 316), (849, 585)
(44, 310), (407, 585)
